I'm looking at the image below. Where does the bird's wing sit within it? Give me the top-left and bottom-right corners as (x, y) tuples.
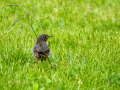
(34, 42), (50, 53)
(34, 44), (43, 52)
(42, 43), (50, 55)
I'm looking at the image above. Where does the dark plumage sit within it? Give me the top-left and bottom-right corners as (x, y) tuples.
(33, 34), (52, 61)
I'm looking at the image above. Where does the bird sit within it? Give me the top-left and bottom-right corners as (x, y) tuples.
(33, 34), (52, 62)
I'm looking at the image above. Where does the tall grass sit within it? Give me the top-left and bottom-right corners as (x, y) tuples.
(0, 0), (120, 89)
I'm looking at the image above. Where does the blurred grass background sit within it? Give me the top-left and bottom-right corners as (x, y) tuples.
(0, 0), (120, 90)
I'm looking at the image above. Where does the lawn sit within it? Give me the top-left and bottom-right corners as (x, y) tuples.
(0, 0), (120, 90)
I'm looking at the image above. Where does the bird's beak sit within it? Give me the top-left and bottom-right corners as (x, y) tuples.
(48, 36), (52, 38)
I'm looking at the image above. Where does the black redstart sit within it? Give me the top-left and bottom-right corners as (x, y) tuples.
(33, 34), (52, 61)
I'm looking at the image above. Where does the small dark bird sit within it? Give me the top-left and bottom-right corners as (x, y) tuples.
(33, 34), (52, 61)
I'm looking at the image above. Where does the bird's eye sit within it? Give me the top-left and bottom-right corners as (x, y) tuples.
(45, 36), (46, 38)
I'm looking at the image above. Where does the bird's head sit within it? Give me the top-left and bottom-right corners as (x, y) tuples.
(37, 34), (52, 42)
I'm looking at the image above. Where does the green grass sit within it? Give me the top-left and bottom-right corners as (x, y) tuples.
(0, 0), (120, 90)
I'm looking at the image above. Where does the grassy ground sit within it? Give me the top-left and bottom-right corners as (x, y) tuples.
(0, 0), (120, 90)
